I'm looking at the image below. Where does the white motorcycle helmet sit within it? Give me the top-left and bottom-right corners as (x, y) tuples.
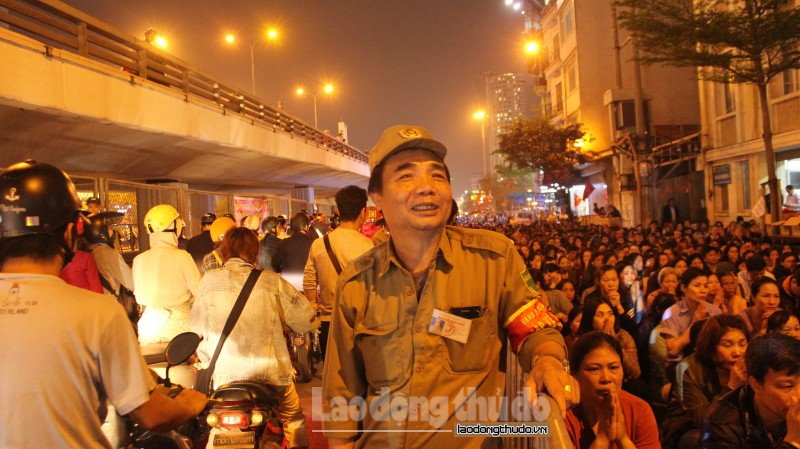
(144, 204), (184, 236)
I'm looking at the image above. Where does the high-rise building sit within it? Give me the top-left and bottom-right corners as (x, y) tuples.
(485, 72), (534, 177)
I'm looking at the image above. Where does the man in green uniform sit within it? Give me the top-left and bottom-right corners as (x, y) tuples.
(322, 125), (578, 448)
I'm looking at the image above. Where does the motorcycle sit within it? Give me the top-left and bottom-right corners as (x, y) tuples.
(287, 329), (316, 384)
(204, 382), (285, 449)
(202, 328), (319, 448)
(102, 332), (203, 449)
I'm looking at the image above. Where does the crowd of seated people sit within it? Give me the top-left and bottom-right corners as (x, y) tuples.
(458, 215), (800, 449)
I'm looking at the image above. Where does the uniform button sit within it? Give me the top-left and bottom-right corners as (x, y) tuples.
(465, 235), (474, 244)
(371, 340), (376, 346)
(415, 324), (423, 333)
(415, 365), (424, 373)
(405, 287), (414, 296)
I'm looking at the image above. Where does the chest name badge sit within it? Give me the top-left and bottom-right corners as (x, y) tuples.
(428, 309), (472, 344)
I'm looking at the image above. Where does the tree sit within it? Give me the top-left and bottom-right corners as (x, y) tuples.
(613, 0), (800, 222)
(477, 173), (521, 212)
(496, 118), (593, 216)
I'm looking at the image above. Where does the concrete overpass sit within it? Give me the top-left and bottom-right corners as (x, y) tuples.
(0, 0), (369, 199)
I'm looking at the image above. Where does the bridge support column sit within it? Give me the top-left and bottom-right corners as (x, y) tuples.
(292, 186), (315, 212)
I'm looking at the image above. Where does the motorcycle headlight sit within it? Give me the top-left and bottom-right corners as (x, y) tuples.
(206, 413), (219, 427)
(251, 411), (264, 425)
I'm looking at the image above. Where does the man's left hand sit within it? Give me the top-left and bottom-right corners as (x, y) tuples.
(526, 355), (579, 413)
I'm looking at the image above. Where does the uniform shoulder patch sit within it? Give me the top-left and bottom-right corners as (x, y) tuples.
(520, 268), (542, 299)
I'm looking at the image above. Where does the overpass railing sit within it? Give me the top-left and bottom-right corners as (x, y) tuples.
(0, 0), (368, 164)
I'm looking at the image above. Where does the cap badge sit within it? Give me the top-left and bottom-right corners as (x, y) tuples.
(398, 128), (422, 139)
(5, 188), (19, 202)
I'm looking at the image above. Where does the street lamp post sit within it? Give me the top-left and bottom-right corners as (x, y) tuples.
(224, 29), (278, 96)
(296, 84), (334, 129)
(473, 110), (488, 177)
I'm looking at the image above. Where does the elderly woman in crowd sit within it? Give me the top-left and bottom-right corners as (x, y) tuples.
(564, 332), (661, 449)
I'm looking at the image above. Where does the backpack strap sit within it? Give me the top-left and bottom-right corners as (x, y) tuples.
(323, 234), (343, 275)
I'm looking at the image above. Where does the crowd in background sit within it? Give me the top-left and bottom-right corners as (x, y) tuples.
(459, 214), (800, 449)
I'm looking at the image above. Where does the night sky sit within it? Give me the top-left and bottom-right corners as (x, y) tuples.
(62, 0), (531, 197)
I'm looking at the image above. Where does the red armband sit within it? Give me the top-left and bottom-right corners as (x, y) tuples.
(504, 269), (562, 353)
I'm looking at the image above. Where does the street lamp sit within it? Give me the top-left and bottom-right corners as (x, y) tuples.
(472, 110), (488, 177)
(224, 28), (279, 96)
(296, 84), (334, 129)
(144, 28), (168, 48)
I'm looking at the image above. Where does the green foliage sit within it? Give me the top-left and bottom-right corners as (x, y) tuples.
(496, 118), (592, 186)
(613, 0), (800, 84)
(477, 173), (520, 212)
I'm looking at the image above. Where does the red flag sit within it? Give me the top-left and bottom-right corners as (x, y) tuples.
(582, 179), (595, 200)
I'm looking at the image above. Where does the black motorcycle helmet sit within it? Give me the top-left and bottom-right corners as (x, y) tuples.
(84, 212), (124, 246)
(0, 160), (82, 238)
(261, 216), (279, 234)
(0, 160), (84, 266)
(201, 212), (217, 227)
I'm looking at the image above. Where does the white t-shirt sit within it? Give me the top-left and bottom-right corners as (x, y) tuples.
(0, 273), (155, 449)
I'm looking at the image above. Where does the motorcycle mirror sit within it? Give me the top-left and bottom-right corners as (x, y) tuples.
(165, 332), (201, 366)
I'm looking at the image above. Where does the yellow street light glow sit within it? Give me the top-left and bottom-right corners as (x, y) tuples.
(225, 34), (235, 44)
(324, 84), (334, 94)
(154, 36), (168, 48)
(267, 29), (278, 40)
(525, 41), (539, 54)
(296, 87), (305, 96)
(473, 110), (486, 120)
(574, 139), (586, 148)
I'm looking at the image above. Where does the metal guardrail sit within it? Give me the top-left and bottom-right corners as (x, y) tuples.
(0, 0), (368, 164)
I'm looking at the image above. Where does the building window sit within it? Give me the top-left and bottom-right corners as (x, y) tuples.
(614, 100), (636, 130)
(770, 69), (799, 98)
(561, 3), (574, 40)
(554, 82), (564, 114)
(715, 82), (735, 115)
(551, 36), (560, 64)
(740, 161), (751, 210)
(566, 58), (577, 93)
(787, 159), (800, 190)
(717, 184), (730, 212)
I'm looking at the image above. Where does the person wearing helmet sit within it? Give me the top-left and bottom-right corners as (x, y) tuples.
(201, 216), (236, 274)
(133, 204), (201, 345)
(85, 212), (137, 322)
(186, 212), (217, 271)
(0, 161), (207, 448)
(242, 214), (262, 234)
(258, 216), (281, 271)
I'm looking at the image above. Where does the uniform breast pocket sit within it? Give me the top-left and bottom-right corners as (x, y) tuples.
(355, 321), (407, 386)
(442, 314), (496, 374)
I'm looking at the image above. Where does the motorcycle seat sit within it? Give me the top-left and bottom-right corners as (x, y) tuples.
(213, 381), (281, 407)
(140, 342), (169, 365)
